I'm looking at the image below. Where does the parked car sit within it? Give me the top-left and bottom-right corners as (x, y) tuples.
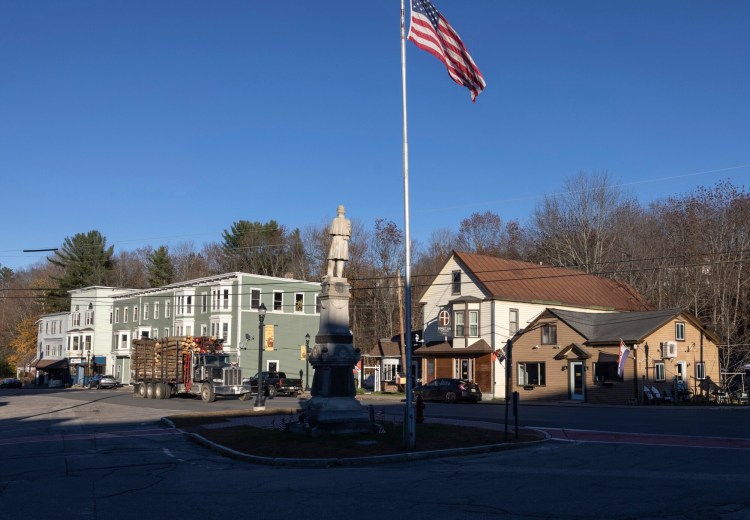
(413, 378), (481, 403)
(88, 374), (117, 389)
(0, 378), (22, 389)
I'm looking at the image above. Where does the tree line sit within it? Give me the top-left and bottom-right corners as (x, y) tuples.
(1, 174), (748, 376)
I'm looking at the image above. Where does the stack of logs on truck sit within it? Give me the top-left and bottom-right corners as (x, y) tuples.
(131, 336), (252, 402)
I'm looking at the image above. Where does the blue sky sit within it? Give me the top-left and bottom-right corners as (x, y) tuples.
(2, 0), (749, 271)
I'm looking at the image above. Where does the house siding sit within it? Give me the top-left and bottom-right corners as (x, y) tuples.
(511, 311), (721, 405)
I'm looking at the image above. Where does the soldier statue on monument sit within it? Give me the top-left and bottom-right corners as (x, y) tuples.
(326, 205), (351, 279)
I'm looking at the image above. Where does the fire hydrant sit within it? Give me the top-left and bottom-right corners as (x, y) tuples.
(416, 394), (425, 423)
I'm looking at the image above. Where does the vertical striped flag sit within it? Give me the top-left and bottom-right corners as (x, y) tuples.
(617, 340), (630, 378)
(407, 0), (486, 102)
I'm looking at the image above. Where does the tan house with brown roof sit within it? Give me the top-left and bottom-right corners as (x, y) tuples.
(510, 308), (721, 405)
(416, 251), (652, 399)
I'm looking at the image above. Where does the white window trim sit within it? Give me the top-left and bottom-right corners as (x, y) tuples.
(654, 362), (666, 382)
(273, 291), (283, 312)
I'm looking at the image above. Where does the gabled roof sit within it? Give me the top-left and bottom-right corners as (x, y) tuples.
(453, 251), (652, 311)
(539, 307), (721, 344)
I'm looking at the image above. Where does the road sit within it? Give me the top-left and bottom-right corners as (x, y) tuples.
(1, 387), (750, 520)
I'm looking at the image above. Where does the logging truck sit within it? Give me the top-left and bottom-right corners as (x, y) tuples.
(131, 336), (252, 402)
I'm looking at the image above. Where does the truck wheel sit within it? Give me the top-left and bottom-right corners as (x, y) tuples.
(201, 383), (216, 403)
(267, 386), (277, 399)
(137, 383), (147, 398)
(146, 383), (155, 399)
(133, 384), (141, 397)
(154, 383), (166, 399)
(239, 393), (251, 401)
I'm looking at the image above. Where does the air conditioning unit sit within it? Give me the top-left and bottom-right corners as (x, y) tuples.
(661, 341), (677, 359)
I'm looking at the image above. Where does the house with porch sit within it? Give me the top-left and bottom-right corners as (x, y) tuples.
(416, 251), (652, 399)
(509, 307), (721, 404)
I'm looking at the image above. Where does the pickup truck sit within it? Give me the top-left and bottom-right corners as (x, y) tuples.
(243, 371), (303, 398)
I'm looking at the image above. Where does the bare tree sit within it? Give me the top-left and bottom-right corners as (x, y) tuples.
(531, 171), (628, 273)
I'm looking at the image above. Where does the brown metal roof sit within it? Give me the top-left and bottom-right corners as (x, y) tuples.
(454, 251), (652, 311)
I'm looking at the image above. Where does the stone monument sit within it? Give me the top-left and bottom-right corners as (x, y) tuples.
(301, 205), (371, 434)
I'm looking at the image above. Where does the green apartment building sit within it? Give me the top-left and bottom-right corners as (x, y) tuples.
(111, 272), (321, 385)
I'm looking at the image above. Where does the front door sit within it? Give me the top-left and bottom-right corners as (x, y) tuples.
(570, 361), (585, 401)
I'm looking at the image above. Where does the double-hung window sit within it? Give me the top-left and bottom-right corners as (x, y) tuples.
(273, 291), (283, 311)
(454, 311), (465, 337)
(654, 362), (666, 382)
(541, 324), (557, 345)
(250, 289), (261, 309)
(675, 322), (685, 341)
(468, 310), (479, 337)
(451, 270), (461, 295)
(509, 308), (519, 336)
(696, 362), (706, 380)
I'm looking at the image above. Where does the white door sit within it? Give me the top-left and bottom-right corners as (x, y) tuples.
(570, 361), (585, 401)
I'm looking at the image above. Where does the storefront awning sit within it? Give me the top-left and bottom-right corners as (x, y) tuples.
(93, 356), (106, 365)
(34, 359), (69, 370)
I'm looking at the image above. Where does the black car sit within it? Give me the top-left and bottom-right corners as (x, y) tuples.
(1, 378), (23, 389)
(413, 378), (481, 403)
(88, 374), (117, 389)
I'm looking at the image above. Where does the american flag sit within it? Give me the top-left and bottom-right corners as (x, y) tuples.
(407, 0), (486, 102)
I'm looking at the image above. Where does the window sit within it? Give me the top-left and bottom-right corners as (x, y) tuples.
(696, 362), (706, 380)
(518, 362), (546, 386)
(124, 307), (129, 323)
(541, 324), (557, 345)
(223, 289), (229, 309)
(454, 311), (465, 337)
(186, 295), (192, 314)
(154, 302), (159, 319)
(251, 289), (261, 309)
(654, 362), (666, 382)
(120, 334), (128, 349)
(84, 335), (92, 351)
(152, 328), (158, 339)
(164, 327), (170, 338)
(201, 324), (207, 336)
(509, 308), (519, 336)
(201, 294), (208, 313)
(593, 362), (620, 382)
(273, 291), (283, 311)
(109, 311), (113, 325)
(73, 337), (80, 351)
(295, 293), (304, 313)
(165, 301), (171, 318)
(469, 310), (479, 337)
(143, 303), (149, 320)
(675, 322), (685, 341)
(133, 306), (139, 322)
(222, 323), (229, 342)
(451, 270), (461, 295)
(185, 325), (192, 337)
(85, 303), (94, 325)
(315, 294), (321, 314)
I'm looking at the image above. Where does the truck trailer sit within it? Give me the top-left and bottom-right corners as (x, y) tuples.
(131, 336), (252, 402)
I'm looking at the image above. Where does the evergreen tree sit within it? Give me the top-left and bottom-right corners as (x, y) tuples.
(147, 246), (174, 287)
(46, 230), (115, 311)
(221, 220), (299, 277)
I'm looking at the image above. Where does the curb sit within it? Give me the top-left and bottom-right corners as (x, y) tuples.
(161, 417), (550, 468)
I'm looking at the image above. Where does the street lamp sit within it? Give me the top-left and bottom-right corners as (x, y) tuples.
(254, 303), (267, 411)
(305, 333), (311, 392)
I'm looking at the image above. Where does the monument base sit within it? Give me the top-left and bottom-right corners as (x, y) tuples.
(298, 396), (373, 436)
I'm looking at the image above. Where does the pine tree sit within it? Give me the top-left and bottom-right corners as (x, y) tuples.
(46, 230), (115, 311)
(147, 246), (174, 287)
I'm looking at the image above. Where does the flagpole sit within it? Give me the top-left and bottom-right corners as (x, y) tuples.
(400, 0), (416, 451)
